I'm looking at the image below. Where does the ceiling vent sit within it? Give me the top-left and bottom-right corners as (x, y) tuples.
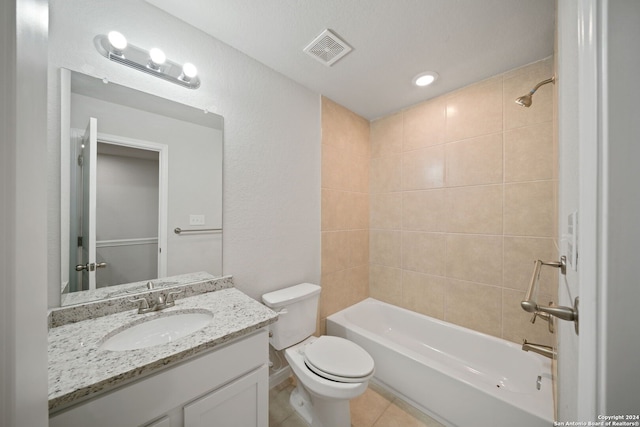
(303, 29), (352, 67)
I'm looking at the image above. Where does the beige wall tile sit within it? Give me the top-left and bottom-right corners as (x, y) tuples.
(502, 289), (555, 346)
(321, 189), (340, 231)
(402, 271), (446, 319)
(320, 266), (369, 320)
(504, 58), (554, 130)
(370, 230), (402, 268)
(504, 181), (555, 237)
(402, 232), (446, 276)
(446, 234), (503, 285)
(348, 265), (369, 304)
(445, 76), (503, 142)
(403, 98), (446, 151)
(321, 98), (370, 330)
(402, 189), (446, 232)
(345, 192), (369, 230)
(445, 133), (503, 187)
(321, 231), (349, 275)
(320, 270), (347, 319)
(347, 154), (370, 193)
(322, 96), (369, 151)
(347, 230), (369, 268)
(371, 192), (402, 230)
(444, 279), (502, 338)
(371, 155), (402, 193)
(503, 236), (558, 296)
(401, 145), (445, 190)
(321, 97), (346, 149)
(371, 112), (403, 158)
(504, 121), (554, 182)
(446, 185), (503, 235)
(321, 143), (346, 190)
(370, 264), (402, 306)
(347, 114), (371, 161)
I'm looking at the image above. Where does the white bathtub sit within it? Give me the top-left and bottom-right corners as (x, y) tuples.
(326, 298), (554, 427)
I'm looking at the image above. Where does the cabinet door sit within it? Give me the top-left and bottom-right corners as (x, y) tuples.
(184, 366), (268, 427)
(144, 416), (171, 427)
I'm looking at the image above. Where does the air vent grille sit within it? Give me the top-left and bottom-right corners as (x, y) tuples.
(303, 29), (352, 67)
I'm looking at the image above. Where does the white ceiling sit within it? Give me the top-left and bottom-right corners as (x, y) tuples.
(147, 0), (555, 120)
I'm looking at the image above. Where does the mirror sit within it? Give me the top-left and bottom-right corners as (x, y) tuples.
(60, 69), (223, 306)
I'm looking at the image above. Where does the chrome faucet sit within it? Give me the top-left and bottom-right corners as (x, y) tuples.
(129, 283), (184, 314)
(522, 340), (556, 359)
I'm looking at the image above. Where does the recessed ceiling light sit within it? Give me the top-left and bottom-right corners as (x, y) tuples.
(413, 71), (439, 87)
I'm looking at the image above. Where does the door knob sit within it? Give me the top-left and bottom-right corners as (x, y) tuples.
(75, 262), (107, 271)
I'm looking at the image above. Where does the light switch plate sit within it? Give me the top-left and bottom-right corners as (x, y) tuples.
(567, 211), (578, 270)
(189, 214), (205, 226)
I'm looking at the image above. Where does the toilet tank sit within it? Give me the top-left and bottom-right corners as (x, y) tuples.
(262, 283), (321, 350)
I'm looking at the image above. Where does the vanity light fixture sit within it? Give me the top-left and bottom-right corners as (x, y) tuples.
(95, 32), (201, 89)
(413, 71), (439, 87)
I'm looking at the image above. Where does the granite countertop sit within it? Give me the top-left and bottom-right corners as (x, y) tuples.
(48, 287), (278, 412)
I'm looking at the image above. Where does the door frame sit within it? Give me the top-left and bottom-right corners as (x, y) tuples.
(576, 0), (600, 419)
(95, 132), (169, 280)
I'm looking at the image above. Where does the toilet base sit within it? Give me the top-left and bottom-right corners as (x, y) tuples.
(289, 384), (352, 427)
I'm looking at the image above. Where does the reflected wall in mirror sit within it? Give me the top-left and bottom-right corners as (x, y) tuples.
(60, 69), (223, 305)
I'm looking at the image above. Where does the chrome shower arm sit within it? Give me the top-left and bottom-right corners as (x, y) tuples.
(528, 76), (555, 95)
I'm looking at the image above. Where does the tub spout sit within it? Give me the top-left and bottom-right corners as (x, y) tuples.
(522, 340), (556, 359)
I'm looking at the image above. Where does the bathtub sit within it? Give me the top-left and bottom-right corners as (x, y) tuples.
(326, 298), (554, 427)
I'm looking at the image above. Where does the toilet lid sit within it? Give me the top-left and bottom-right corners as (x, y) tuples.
(303, 336), (374, 383)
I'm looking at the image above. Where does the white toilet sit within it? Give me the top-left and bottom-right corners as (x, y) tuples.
(262, 283), (374, 427)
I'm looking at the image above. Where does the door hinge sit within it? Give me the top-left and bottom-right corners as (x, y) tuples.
(77, 236), (83, 247)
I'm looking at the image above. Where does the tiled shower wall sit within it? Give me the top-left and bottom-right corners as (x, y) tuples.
(321, 57), (558, 346)
(320, 98), (370, 334)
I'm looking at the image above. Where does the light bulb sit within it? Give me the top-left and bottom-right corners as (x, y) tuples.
(107, 31), (127, 52)
(182, 63), (198, 79)
(149, 48), (166, 65)
(413, 71), (439, 87)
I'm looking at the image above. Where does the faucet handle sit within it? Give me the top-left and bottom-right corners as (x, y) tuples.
(129, 297), (150, 313)
(165, 289), (184, 307)
(530, 302), (555, 334)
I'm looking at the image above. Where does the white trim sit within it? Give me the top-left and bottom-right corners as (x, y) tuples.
(96, 132), (168, 278)
(60, 68), (71, 294)
(96, 237), (158, 248)
(596, 0), (609, 414)
(576, 0), (600, 419)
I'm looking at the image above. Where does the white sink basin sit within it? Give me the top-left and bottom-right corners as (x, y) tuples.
(99, 310), (213, 351)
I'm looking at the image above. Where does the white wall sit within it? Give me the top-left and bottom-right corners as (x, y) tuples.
(1, 0), (50, 425)
(48, 0), (322, 305)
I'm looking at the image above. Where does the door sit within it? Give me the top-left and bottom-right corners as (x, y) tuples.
(80, 117), (98, 290)
(183, 367), (268, 427)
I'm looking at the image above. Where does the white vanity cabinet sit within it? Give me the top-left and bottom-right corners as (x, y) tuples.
(50, 329), (269, 427)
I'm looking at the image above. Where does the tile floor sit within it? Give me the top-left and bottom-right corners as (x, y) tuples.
(269, 377), (446, 427)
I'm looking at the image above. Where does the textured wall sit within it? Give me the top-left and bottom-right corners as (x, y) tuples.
(369, 57), (558, 345)
(47, 0), (321, 305)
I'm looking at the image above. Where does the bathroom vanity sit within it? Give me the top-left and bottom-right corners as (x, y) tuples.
(48, 276), (277, 427)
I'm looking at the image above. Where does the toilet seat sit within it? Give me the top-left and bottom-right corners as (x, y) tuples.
(303, 336), (374, 383)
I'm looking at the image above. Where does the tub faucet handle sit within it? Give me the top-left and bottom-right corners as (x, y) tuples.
(530, 303), (554, 333)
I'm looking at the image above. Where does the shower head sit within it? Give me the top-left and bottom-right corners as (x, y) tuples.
(515, 76), (555, 107)
(515, 93), (533, 107)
